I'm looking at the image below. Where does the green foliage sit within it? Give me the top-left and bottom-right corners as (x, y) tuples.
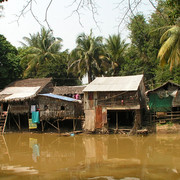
(20, 27), (62, 78)
(158, 19), (180, 71)
(0, 34), (21, 89)
(68, 30), (105, 83)
(20, 27), (79, 86)
(105, 34), (128, 76)
(155, 65), (180, 87)
(165, 0), (180, 25)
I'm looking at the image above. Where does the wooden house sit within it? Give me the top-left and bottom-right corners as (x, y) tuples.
(146, 81), (180, 123)
(0, 78), (83, 133)
(37, 93), (83, 132)
(83, 74), (146, 134)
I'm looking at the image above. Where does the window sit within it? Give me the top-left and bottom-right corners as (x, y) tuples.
(88, 92), (93, 100)
(61, 106), (65, 110)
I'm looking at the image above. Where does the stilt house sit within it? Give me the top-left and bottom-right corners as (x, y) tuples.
(146, 81), (180, 123)
(83, 74), (146, 133)
(0, 78), (83, 133)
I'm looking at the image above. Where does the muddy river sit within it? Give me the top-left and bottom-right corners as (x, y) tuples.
(0, 133), (180, 179)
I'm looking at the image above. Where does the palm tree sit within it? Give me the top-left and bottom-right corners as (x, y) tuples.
(158, 18), (180, 71)
(21, 27), (62, 78)
(68, 30), (105, 83)
(105, 34), (128, 75)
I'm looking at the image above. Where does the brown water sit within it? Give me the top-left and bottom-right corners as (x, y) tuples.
(0, 133), (180, 180)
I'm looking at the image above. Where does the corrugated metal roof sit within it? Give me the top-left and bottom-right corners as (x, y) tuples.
(0, 86), (41, 100)
(39, 93), (82, 103)
(83, 74), (143, 92)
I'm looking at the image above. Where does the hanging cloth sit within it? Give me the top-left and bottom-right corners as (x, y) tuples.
(32, 111), (40, 124)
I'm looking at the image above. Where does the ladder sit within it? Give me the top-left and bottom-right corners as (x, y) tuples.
(0, 106), (9, 134)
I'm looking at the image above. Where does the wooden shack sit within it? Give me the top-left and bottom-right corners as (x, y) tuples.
(0, 78), (53, 133)
(146, 81), (180, 124)
(0, 78), (83, 133)
(37, 93), (83, 132)
(83, 74), (147, 134)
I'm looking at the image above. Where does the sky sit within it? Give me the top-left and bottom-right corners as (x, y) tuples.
(0, 0), (156, 51)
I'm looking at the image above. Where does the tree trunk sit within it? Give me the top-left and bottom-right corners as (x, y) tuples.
(87, 64), (93, 83)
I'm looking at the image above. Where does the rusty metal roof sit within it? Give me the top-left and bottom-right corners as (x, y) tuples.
(83, 74), (143, 92)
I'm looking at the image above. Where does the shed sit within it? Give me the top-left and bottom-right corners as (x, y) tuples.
(83, 74), (146, 134)
(146, 81), (180, 123)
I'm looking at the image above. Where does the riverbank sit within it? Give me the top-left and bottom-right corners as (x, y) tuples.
(156, 122), (180, 134)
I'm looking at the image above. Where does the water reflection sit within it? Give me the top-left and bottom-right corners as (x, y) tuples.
(0, 133), (180, 179)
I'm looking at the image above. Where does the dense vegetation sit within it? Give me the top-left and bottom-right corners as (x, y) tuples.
(0, 0), (179, 89)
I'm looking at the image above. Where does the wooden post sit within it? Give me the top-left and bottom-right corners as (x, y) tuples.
(8, 113), (11, 130)
(18, 114), (21, 130)
(57, 120), (60, 133)
(73, 119), (76, 132)
(116, 111), (118, 130)
(41, 121), (44, 132)
(28, 113), (29, 132)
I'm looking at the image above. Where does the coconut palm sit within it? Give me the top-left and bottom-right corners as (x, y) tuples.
(105, 34), (128, 75)
(68, 30), (105, 83)
(158, 18), (180, 71)
(21, 27), (62, 77)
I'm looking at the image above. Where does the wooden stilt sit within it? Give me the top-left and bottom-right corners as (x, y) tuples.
(12, 114), (20, 130)
(116, 111), (118, 130)
(73, 119), (76, 131)
(28, 113), (29, 132)
(18, 114), (21, 130)
(41, 121), (44, 132)
(45, 120), (59, 130)
(8, 113), (10, 130)
(57, 120), (60, 133)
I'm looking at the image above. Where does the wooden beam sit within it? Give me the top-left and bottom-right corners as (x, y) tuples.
(45, 120), (59, 131)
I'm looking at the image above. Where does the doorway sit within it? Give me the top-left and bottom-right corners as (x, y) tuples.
(107, 110), (135, 129)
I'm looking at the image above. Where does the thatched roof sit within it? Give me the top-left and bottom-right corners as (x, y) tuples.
(53, 86), (86, 95)
(0, 78), (52, 102)
(7, 78), (52, 88)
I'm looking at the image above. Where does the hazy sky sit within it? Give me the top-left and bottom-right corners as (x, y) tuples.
(0, 0), (155, 51)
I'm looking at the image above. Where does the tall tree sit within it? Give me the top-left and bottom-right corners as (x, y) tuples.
(0, 34), (21, 89)
(105, 34), (128, 76)
(21, 27), (62, 78)
(68, 30), (105, 83)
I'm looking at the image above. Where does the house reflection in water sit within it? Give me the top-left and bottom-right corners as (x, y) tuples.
(1, 133), (180, 179)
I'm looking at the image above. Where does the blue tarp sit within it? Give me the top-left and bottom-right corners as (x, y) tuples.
(39, 93), (80, 102)
(32, 111), (40, 124)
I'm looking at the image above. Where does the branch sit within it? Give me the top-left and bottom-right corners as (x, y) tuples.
(45, 0), (53, 31)
(148, 0), (168, 24)
(16, 0), (43, 27)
